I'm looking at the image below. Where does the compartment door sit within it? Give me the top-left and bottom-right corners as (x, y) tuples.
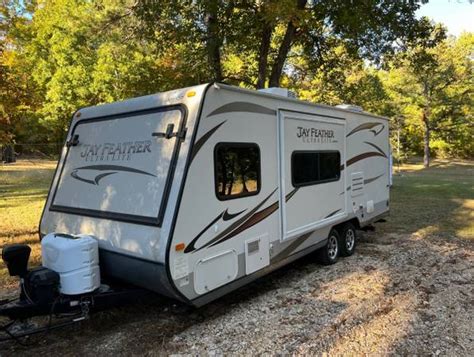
(278, 111), (346, 241)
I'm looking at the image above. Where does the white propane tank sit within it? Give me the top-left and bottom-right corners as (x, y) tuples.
(41, 233), (100, 295)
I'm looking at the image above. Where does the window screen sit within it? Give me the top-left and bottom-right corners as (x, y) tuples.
(292, 151), (340, 187)
(215, 143), (261, 200)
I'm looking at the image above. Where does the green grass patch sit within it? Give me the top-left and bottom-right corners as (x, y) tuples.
(0, 158), (472, 291)
(0, 160), (56, 289)
(382, 159), (474, 240)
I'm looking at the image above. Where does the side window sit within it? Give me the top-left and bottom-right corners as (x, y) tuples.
(214, 143), (261, 200)
(292, 151), (340, 187)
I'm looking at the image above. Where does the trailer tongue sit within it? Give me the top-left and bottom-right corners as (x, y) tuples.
(0, 234), (150, 342)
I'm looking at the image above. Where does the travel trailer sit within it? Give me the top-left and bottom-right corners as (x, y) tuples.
(1, 83), (390, 336)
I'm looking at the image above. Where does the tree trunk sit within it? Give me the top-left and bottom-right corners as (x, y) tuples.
(256, 23), (273, 89)
(205, 0), (223, 82)
(268, 0), (307, 87)
(422, 110), (430, 168)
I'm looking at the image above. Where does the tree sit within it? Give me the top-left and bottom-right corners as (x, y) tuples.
(0, 1), (42, 147)
(130, 0), (431, 88)
(382, 28), (473, 166)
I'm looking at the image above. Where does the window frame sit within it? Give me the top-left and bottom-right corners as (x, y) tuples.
(213, 142), (262, 201)
(291, 150), (341, 188)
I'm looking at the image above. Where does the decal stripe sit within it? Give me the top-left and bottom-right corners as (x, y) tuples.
(271, 231), (313, 265)
(222, 208), (247, 221)
(190, 121), (227, 162)
(363, 141), (387, 157)
(191, 188), (278, 252)
(364, 173), (385, 184)
(209, 188), (299, 248)
(324, 209), (341, 219)
(184, 212), (224, 253)
(346, 122), (384, 137)
(207, 102), (276, 118)
(70, 165), (156, 185)
(346, 152), (386, 167)
(74, 164), (156, 176)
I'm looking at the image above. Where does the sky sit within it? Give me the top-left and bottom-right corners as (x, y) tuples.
(416, 0), (474, 36)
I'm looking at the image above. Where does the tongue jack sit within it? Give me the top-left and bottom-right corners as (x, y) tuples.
(2, 244), (31, 278)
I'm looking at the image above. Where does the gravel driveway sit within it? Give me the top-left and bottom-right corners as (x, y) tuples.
(2, 229), (473, 356)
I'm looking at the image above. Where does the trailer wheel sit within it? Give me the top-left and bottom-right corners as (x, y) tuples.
(317, 228), (340, 265)
(338, 222), (357, 257)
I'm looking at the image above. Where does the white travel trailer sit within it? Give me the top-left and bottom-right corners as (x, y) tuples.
(36, 83), (390, 307)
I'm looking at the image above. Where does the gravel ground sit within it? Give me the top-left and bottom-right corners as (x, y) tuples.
(1, 228), (473, 356)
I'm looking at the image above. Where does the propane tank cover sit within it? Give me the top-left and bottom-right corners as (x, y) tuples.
(41, 233), (100, 295)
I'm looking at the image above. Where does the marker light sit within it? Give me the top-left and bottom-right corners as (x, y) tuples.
(175, 243), (186, 251)
(186, 91), (196, 98)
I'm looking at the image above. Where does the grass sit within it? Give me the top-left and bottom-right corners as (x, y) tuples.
(0, 158), (473, 290)
(383, 159), (474, 240)
(0, 160), (57, 289)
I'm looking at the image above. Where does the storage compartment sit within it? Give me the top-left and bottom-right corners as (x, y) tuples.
(194, 250), (238, 295)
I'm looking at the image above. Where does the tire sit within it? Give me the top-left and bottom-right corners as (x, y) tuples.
(317, 228), (340, 265)
(338, 222), (357, 257)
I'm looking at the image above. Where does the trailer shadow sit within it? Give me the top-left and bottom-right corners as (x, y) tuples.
(1, 227), (472, 355)
(0, 252), (351, 355)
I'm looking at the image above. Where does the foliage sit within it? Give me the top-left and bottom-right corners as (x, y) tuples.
(382, 31), (474, 162)
(0, 0), (472, 159)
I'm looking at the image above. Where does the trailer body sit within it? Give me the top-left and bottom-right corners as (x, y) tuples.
(40, 83), (390, 306)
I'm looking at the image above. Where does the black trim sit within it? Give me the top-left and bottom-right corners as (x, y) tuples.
(291, 150), (341, 188)
(213, 142), (262, 201)
(39, 107), (83, 238)
(165, 83), (215, 304)
(48, 104), (187, 227)
(190, 120), (227, 162)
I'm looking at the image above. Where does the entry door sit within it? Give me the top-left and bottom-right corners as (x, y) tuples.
(278, 110), (346, 241)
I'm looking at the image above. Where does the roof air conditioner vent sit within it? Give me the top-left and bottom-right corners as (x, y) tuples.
(258, 87), (297, 99)
(336, 104), (364, 112)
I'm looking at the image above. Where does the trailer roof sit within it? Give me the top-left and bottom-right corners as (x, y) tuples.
(214, 83), (390, 122)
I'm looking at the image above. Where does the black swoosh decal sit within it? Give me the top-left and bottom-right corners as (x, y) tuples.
(346, 122), (384, 137)
(363, 142), (387, 157)
(222, 208), (246, 221)
(70, 165), (156, 185)
(208, 188), (299, 249)
(346, 152), (386, 167)
(364, 173), (385, 184)
(191, 121), (227, 162)
(324, 209), (341, 219)
(191, 188), (278, 253)
(71, 169), (100, 185)
(207, 102), (276, 118)
(94, 172), (117, 185)
(184, 212), (224, 254)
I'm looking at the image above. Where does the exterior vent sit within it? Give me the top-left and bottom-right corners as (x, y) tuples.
(258, 87), (297, 99)
(351, 172), (365, 197)
(336, 104), (364, 112)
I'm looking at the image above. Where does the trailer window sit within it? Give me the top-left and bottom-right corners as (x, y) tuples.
(214, 143), (261, 200)
(292, 151), (340, 187)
